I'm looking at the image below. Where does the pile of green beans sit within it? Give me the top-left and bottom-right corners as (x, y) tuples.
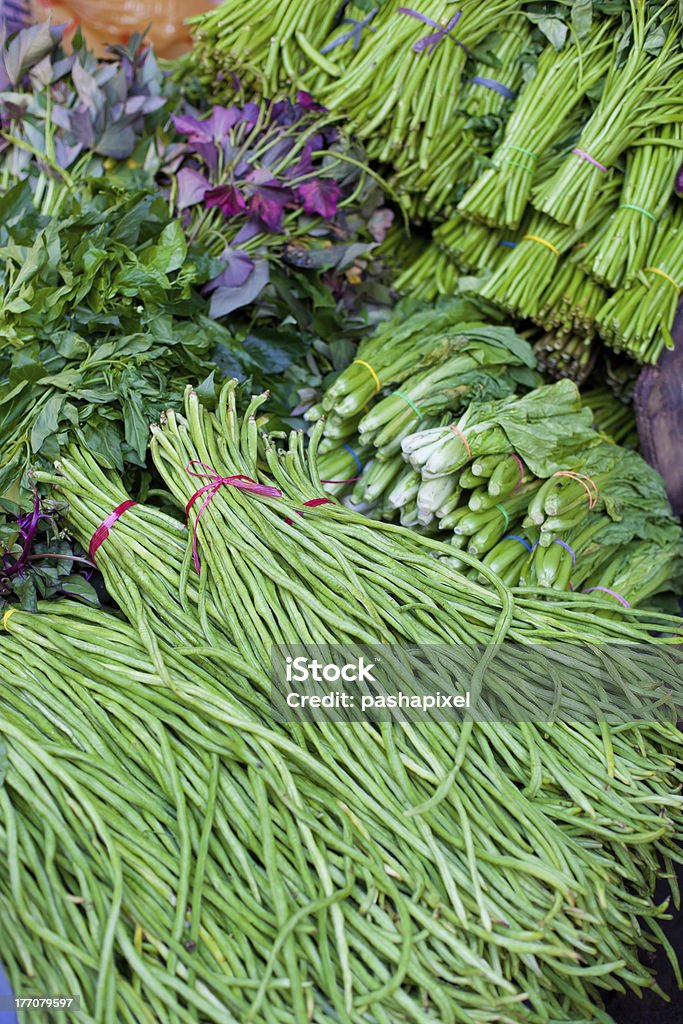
(25, 380), (683, 1021)
(3, 602), (683, 1023)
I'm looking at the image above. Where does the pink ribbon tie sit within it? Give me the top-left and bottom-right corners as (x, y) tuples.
(186, 461), (282, 574)
(89, 500), (137, 560)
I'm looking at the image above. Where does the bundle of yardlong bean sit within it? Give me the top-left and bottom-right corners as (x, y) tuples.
(32, 381), (683, 1020)
(3, 598), (683, 1023)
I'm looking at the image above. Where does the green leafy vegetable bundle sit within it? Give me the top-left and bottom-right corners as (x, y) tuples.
(0, 179), (224, 496)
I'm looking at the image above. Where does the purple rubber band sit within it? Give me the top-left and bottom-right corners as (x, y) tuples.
(321, 8), (378, 53)
(510, 453), (524, 492)
(398, 7), (468, 54)
(582, 586), (631, 609)
(553, 539), (576, 565)
(470, 75), (516, 100)
(572, 148), (607, 172)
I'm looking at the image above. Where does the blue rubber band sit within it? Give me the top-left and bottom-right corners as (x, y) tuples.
(470, 75), (516, 100)
(553, 539), (576, 565)
(342, 444), (363, 473)
(498, 240), (517, 248)
(504, 534), (537, 554)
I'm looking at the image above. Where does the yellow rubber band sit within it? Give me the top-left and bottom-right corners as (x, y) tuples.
(353, 359), (381, 394)
(643, 267), (681, 295)
(3, 608), (17, 631)
(523, 234), (560, 256)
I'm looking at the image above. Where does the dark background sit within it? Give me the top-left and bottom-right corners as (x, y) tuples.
(606, 869), (683, 1023)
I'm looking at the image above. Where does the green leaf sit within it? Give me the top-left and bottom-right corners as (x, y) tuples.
(79, 420), (124, 472)
(122, 392), (151, 461)
(142, 220), (187, 274)
(572, 0), (593, 37)
(30, 393), (64, 453)
(0, 741), (7, 786)
(60, 575), (100, 605)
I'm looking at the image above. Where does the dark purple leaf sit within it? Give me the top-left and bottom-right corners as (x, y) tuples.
(176, 167), (210, 210)
(205, 183), (247, 217)
(296, 178), (341, 219)
(245, 167), (293, 232)
(296, 90), (326, 112)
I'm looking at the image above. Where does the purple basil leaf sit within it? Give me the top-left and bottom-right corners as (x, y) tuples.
(240, 102), (261, 125)
(245, 167), (292, 232)
(176, 167), (210, 210)
(172, 111), (213, 143)
(204, 248), (254, 291)
(204, 183), (246, 217)
(95, 124), (136, 159)
(209, 258), (270, 318)
(3, 21), (54, 86)
(123, 94), (165, 117)
(206, 104), (241, 139)
(71, 58), (103, 114)
(296, 178), (341, 219)
(232, 219), (262, 245)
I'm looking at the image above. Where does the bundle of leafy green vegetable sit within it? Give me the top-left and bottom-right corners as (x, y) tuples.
(0, 178), (226, 497)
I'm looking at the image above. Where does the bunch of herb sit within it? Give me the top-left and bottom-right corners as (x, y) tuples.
(157, 93), (390, 319)
(0, 491), (99, 611)
(0, 178), (227, 496)
(0, 23), (167, 208)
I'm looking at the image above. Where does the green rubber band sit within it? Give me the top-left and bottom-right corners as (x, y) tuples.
(504, 159), (535, 174)
(394, 390), (424, 422)
(506, 144), (537, 159)
(495, 504), (510, 529)
(619, 203), (658, 224)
